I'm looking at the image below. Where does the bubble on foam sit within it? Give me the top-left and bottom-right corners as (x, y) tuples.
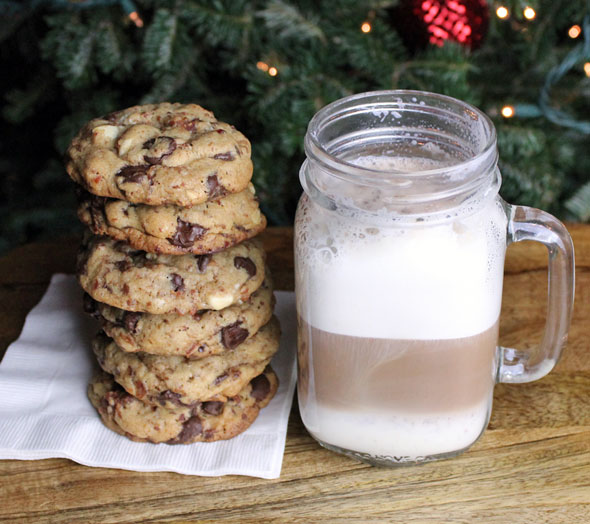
(349, 154), (446, 172)
(319, 249), (332, 264)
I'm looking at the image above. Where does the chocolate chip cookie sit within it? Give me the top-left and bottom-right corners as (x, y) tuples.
(92, 316), (280, 409)
(66, 103), (253, 207)
(85, 277), (274, 358)
(78, 234), (265, 314)
(77, 184), (266, 255)
(88, 367), (278, 444)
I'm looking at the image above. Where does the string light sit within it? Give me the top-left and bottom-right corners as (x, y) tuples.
(523, 6), (536, 20)
(584, 62), (590, 78)
(257, 61), (278, 76)
(501, 105), (515, 118)
(496, 6), (509, 19)
(361, 22), (372, 33)
(128, 11), (143, 27)
(568, 25), (582, 38)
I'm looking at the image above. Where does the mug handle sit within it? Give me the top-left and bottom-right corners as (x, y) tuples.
(498, 204), (575, 384)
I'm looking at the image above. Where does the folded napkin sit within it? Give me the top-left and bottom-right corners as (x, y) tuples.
(0, 274), (297, 478)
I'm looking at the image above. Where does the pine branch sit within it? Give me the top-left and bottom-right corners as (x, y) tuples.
(337, 17), (405, 87)
(565, 183), (590, 221)
(257, 0), (326, 43)
(3, 79), (49, 123)
(140, 49), (201, 103)
(499, 159), (563, 211)
(42, 13), (100, 89)
(95, 19), (124, 75)
(181, 0), (254, 48)
(69, 32), (96, 85)
(496, 123), (567, 211)
(142, 8), (178, 75)
(496, 124), (546, 159)
(393, 43), (478, 102)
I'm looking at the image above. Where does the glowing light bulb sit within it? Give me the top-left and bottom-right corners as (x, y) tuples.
(268, 67), (278, 77)
(129, 11), (143, 27)
(569, 25), (582, 38)
(584, 62), (590, 77)
(496, 6), (509, 19)
(523, 7), (536, 20)
(361, 22), (372, 33)
(501, 105), (515, 118)
(256, 61), (269, 71)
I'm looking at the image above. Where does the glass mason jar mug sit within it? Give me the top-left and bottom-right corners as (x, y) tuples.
(294, 91), (574, 466)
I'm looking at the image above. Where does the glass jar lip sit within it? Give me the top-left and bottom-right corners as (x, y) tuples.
(305, 89), (497, 184)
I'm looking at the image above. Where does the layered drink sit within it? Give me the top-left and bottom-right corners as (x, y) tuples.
(295, 155), (507, 462)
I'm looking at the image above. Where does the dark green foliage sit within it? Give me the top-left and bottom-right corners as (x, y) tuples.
(0, 0), (589, 254)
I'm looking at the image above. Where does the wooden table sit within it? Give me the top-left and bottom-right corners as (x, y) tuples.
(0, 226), (589, 523)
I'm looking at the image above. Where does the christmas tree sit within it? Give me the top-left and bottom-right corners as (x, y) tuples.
(1, 0), (589, 253)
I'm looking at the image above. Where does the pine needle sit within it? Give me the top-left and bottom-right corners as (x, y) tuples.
(257, 1), (326, 43)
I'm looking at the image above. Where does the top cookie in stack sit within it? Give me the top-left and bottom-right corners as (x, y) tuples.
(67, 103), (266, 254)
(66, 103), (280, 445)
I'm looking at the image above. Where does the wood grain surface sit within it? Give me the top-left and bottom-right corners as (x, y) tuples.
(0, 225), (588, 523)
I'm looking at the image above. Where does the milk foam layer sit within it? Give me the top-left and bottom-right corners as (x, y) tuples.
(296, 155), (507, 340)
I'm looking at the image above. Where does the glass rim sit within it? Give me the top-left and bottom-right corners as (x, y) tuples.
(304, 89), (498, 184)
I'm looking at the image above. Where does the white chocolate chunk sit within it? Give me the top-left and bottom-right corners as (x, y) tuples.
(116, 124), (160, 157)
(208, 293), (234, 310)
(92, 125), (121, 147)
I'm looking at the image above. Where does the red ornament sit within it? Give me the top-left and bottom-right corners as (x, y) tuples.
(390, 0), (489, 51)
(416, 0), (489, 48)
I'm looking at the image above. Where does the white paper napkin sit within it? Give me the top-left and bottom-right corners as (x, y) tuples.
(0, 274), (297, 478)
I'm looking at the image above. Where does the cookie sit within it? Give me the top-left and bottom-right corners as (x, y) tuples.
(92, 316), (280, 409)
(78, 234), (265, 314)
(66, 103), (253, 207)
(77, 184), (266, 255)
(85, 277), (274, 358)
(88, 367), (278, 444)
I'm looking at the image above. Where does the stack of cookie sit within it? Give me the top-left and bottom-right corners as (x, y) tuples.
(66, 103), (280, 444)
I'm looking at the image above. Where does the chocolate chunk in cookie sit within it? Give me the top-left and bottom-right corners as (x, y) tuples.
(170, 218), (207, 249)
(234, 256), (257, 278)
(221, 322), (249, 350)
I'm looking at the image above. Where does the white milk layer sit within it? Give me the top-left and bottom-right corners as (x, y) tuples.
(296, 155), (507, 340)
(304, 400), (491, 458)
